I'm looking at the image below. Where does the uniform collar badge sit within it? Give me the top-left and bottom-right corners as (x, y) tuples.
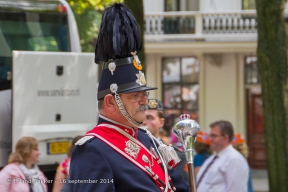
(136, 71), (146, 86)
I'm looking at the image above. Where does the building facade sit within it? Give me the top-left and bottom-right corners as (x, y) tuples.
(142, 0), (275, 168)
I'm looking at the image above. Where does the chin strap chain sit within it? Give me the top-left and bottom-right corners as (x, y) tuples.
(114, 93), (142, 128)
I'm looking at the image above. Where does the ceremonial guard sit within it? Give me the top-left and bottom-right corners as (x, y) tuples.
(143, 99), (170, 145)
(68, 3), (189, 192)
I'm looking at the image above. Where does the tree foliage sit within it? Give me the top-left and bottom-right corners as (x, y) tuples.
(256, 0), (288, 191)
(66, 0), (123, 52)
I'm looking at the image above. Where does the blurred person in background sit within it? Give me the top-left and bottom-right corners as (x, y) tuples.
(142, 98), (169, 145)
(194, 131), (213, 175)
(52, 135), (82, 192)
(232, 133), (253, 192)
(143, 99), (192, 182)
(0, 136), (48, 192)
(196, 120), (249, 192)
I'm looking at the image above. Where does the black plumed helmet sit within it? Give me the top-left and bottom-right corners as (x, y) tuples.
(95, 3), (157, 100)
(95, 3), (142, 63)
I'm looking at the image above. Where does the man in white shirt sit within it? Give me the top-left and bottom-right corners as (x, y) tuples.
(196, 120), (249, 192)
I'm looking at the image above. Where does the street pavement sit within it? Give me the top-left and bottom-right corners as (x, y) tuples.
(252, 169), (269, 192)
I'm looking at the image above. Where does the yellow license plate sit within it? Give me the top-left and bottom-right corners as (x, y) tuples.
(47, 141), (70, 154)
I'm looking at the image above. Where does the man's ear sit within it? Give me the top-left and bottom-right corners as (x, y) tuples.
(160, 118), (165, 127)
(103, 94), (117, 111)
(224, 134), (230, 142)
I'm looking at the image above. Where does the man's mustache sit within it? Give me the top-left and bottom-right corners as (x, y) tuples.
(136, 105), (148, 112)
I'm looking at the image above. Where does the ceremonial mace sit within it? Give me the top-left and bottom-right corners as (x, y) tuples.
(173, 114), (200, 192)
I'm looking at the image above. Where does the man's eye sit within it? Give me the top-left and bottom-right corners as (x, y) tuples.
(147, 116), (153, 120)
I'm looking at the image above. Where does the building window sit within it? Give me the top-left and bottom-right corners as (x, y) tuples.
(165, 0), (199, 11)
(165, 0), (180, 11)
(162, 57), (199, 133)
(244, 56), (260, 84)
(242, 0), (256, 10)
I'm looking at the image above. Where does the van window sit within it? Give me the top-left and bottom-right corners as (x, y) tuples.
(0, 8), (70, 86)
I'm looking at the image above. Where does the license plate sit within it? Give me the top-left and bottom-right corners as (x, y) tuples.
(47, 141), (70, 154)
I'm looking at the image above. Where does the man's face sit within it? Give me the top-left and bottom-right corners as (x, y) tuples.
(119, 91), (149, 123)
(143, 110), (164, 136)
(209, 126), (227, 153)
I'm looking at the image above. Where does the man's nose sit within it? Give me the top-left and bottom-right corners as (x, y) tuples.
(139, 97), (148, 105)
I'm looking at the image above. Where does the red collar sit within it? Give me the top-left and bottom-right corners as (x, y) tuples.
(99, 122), (138, 138)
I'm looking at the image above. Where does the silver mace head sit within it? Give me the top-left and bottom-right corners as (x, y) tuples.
(173, 114), (200, 164)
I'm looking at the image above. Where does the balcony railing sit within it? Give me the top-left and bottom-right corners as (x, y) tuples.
(144, 10), (258, 41)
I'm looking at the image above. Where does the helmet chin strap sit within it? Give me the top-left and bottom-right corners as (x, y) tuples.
(114, 93), (142, 128)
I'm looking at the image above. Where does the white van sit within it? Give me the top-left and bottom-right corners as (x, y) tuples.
(0, 0), (98, 174)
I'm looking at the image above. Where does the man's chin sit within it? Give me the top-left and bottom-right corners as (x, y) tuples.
(134, 115), (145, 124)
(210, 145), (216, 151)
